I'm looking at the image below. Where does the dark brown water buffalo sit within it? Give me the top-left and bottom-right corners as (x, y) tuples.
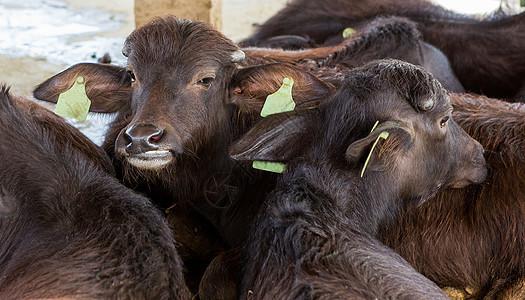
(229, 59), (486, 299)
(201, 92), (525, 299)
(381, 93), (525, 299)
(32, 16), (336, 291)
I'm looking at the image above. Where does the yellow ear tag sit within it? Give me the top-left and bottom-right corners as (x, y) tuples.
(54, 76), (91, 121)
(254, 77), (296, 173)
(360, 130), (390, 178)
(260, 77), (295, 117)
(342, 27), (356, 39)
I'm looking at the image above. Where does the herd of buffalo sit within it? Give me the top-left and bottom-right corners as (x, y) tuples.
(1, 0), (524, 299)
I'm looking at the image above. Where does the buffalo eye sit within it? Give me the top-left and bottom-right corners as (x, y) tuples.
(440, 116), (450, 128)
(197, 77), (214, 88)
(127, 70), (136, 83)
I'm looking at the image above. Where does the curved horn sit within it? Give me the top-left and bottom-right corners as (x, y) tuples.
(418, 98), (434, 111)
(231, 50), (245, 63)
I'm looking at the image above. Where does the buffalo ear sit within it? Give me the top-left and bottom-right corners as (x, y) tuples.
(33, 63), (131, 113)
(346, 121), (414, 174)
(229, 63), (334, 113)
(230, 110), (315, 162)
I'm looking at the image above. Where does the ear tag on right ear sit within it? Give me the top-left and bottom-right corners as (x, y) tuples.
(342, 27), (356, 38)
(54, 76), (91, 121)
(360, 130), (390, 178)
(254, 77), (296, 173)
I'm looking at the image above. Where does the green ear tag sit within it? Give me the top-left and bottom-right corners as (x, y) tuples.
(254, 77), (296, 174)
(260, 77), (295, 117)
(54, 76), (91, 121)
(342, 27), (356, 39)
(360, 131), (390, 178)
(252, 161), (287, 173)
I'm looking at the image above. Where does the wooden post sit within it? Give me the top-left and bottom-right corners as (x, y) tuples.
(134, 0), (222, 30)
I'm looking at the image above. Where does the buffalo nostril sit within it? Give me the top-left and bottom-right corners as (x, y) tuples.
(123, 124), (164, 154)
(123, 131), (133, 144)
(148, 130), (163, 144)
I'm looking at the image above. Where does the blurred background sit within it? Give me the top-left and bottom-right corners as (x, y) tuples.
(0, 0), (522, 144)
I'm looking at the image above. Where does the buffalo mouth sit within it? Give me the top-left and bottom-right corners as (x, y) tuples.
(125, 150), (173, 170)
(451, 164), (488, 188)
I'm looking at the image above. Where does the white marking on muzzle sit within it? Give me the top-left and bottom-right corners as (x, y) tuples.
(126, 150), (172, 170)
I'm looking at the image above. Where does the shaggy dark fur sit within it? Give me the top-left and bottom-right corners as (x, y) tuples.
(380, 93), (525, 299)
(243, 16), (464, 93)
(201, 93), (525, 299)
(10, 92), (115, 175)
(0, 86), (190, 299)
(230, 60), (486, 299)
(242, 0), (525, 100)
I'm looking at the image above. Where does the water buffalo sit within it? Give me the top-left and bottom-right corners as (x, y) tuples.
(229, 59), (486, 298)
(201, 92), (525, 299)
(381, 93), (525, 298)
(32, 17), (335, 291)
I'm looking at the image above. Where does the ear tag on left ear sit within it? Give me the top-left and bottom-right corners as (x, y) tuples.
(254, 77), (296, 173)
(252, 161), (287, 173)
(260, 77), (295, 117)
(342, 27), (356, 38)
(360, 129), (390, 178)
(54, 76), (91, 121)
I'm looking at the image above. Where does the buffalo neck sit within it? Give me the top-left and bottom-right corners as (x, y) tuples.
(284, 159), (401, 238)
(185, 106), (275, 246)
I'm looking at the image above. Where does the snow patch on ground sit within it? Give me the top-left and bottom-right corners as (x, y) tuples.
(0, 0), (127, 66)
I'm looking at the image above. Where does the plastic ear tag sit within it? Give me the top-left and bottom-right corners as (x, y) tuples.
(252, 161), (287, 173)
(260, 77), (295, 117)
(342, 27), (356, 39)
(54, 76), (91, 121)
(254, 77), (296, 173)
(360, 131), (390, 178)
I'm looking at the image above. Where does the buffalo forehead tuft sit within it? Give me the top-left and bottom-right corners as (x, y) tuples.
(124, 16), (240, 67)
(344, 59), (447, 111)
